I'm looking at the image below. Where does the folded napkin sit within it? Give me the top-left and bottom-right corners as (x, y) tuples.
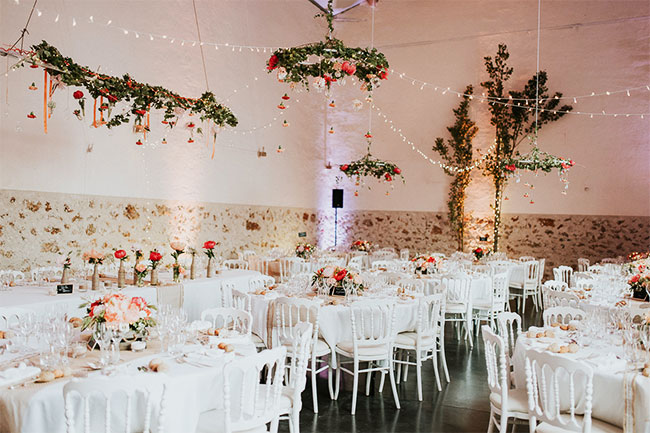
(0, 363), (41, 388)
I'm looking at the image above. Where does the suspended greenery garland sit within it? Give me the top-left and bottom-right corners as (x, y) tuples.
(503, 145), (574, 173)
(266, 1), (389, 93)
(26, 41), (237, 129)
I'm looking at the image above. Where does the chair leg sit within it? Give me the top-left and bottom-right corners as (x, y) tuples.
(288, 413), (295, 433)
(432, 349), (442, 391)
(396, 349), (403, 382)
(292, 409), (300, 433)
(403, 353), (410, 382)
(440, 337), (450, 383)
(327, 362), (335, 400)
(378, 370), (386, 393)
(466, 316), (474, 349)
(388, 359), (401, 409)
(365, 362), (372, 396)
(311, 362), (319, 413)
(416, 350), (423, 401)
(334, 356), (341, 400)
(521, 295), (526, 314)
(487, 409), (495, 433)
(499, 411), (508, 433)
(351, 359), (359, 415)
(270, 416), (280, 433)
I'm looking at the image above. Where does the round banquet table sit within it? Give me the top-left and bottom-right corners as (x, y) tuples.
(512, 328), (650, 432)
(0, 341), (256, 433)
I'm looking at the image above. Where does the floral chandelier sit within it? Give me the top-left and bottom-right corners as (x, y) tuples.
(266, 0), (389, 94)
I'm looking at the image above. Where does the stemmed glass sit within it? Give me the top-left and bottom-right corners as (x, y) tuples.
(94, 323), (114, 367)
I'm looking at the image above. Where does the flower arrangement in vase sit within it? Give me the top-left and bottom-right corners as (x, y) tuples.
(134, 263), (148, 287)
(411, 255), (437, 275)
(170, 241), (185, 283)
(311, 266), (365, 296)
(295, 243), (314, 260)
(187, 248), (197, 280)
(114, 249), (128, 288)
(148, 250), (162, 285)
(203, 241), (217, 278)
(628, 273), (650, 301)
(473, 247), (485, 261)
(83, 249), (105, 290)
(131, 245), (144, 285)
(57, 251), (72, 284)
(351, 240), (372, 252)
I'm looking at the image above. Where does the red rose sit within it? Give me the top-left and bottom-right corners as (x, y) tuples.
(385, 173), (392, 182)
(149, 251), (162, 261)
(629, 274), (640, 284)
(114, 249), (126, 259)
(136, 139), (143, 145)
(393, 167), (401, 174)
(134, 109), (147, 116)
(203, 241), (216, 249)
(281, 94), (290, 100)
(334, 269), (347, 281)
(475, 248), (483, 253)
(187, 122), (196, 128)
(107, 94), (118, 103)
(378, 67), (389, 80)
(569, 160), (575, 166)
(73, 90), (84, 99)
(505, 164), (516, 172)
(340, 164), (349, 171)
(267, 55), (279, 70)
(427, 257), (435, 263)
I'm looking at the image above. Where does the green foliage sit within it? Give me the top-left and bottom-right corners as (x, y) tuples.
(266, 38), (389, 93)
(433, 85), (478, 250)
(340, 154), (403, 183)
(479, 44), (573, 251)
(31, 41), (238, 129)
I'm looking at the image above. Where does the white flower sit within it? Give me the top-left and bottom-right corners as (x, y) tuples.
(313, 77), (326, 92)
(276, 67), (287, 81)
(352, 99), (363, 111)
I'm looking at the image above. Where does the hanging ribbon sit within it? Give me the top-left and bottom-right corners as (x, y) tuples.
(42, 70), (47, 134)
(92, 98), (97, 128)
(48, 75), (53, 119)
(99, 96), (104, 125)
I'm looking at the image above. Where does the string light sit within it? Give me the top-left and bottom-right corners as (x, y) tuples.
(371, 103), (495, 172)
(392, 69), (650, 104)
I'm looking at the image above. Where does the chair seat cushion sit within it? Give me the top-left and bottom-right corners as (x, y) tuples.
(536, 417), (622, 433)
(282, 338), (331, 357)
(251, 333), (266, 348)
(335, 340), (390, 357)
(394, 332), (435, 348)
(446, 303), (468, 314)
(196, 409), (270, 433)
(489, 388), (528, 414)
(473, 300), (493, 309)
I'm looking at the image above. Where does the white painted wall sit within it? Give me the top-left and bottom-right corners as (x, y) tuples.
(1, 0), (648, 216)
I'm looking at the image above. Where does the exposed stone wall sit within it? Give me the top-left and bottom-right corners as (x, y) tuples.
(1, 189), (648, 278)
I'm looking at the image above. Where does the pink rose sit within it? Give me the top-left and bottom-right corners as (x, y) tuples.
(170, 241), (185, 251)
(135, 263), (147, 273)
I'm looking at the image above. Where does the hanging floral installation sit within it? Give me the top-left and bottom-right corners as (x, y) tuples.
(7, 42), (238, 136)
(266, 0), (389, 94)
(503, 144), (575, 173)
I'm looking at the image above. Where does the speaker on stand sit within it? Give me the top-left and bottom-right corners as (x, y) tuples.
(332, 189), (343, 246)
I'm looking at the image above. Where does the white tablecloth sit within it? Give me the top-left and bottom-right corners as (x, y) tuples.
(0, 343), (256, 433)
(513, 330), (650, 432)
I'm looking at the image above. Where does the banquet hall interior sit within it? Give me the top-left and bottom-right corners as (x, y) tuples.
(0, 0), (649, 432)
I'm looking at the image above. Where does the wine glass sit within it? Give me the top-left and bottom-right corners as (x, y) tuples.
(94, 323), (114, 367)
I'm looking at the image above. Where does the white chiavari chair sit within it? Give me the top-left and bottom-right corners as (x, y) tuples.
(371, 260), (397, 271)
(249, 276), (274, 293)
(230, 289), (266, 350)
(482, 326), (529, 433)
(575, 278), (596, 292)
(393, 294), (443, 399)
(399, 249), (410, 260)
(524, 350), (620, 433)
(197, 347), (287, 433)
(348, 256), (364, 272)
(509, 260), (540, 314)
(275, 322), (312, 433)
(334, 299), (400, 415)
(519, 256), (535, 262)
(63, 375), (169, 433)
(200, 307), (252, 336)
(496, 312), (522, 361)
(397, 278), (425, 294)
(542, 285), (579, 309)
(221, 281), (237, 306)
(443, 275), (473, 348)
(274, 297), (334, 414)
(553, 266), (573, 287)
(223, 259), (249, 270)
(542, 306), (586, 327)
(473, 272), (509, 335)
(577, 257), (590, 272)
(237, 250), (257, 261)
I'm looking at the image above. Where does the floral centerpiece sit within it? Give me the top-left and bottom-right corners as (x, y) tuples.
(473, 247), (486, 261)
(203, 240), (217, 278)
(57, 251), (72, 284)
(81, 293), (156, 341)
(624, 252), (649, 276)
(148, 250), (162, 286)
(411, 255), (437, 275)
(114, 249), (128, 288)
(170, 241), (185, 282)
(628, 273), (650, 301)
(311, 266), (365, 296)
(351, 240), (372, 252)
(134, 263), (148, 287)
(83, 249), (105, 290)
(295, 243), (314, 260)
(131, 244), (144, 285)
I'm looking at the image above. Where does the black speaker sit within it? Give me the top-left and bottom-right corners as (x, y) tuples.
(332, 189), (344, 208)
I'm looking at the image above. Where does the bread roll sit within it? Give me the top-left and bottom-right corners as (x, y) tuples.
(38, 371), (55, 382)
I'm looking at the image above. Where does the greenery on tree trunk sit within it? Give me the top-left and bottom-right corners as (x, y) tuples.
(480, 44), (573, 251)
(433, 85), (478, 251)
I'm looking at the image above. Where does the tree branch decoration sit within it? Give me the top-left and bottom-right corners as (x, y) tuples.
(480, 44), (573, 251)
(266, 0), (389, 94)
(27, 41), (238, 130)
(433, 85), (478, 251)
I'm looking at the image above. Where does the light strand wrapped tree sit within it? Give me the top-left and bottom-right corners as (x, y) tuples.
(433, 85), (478, 251)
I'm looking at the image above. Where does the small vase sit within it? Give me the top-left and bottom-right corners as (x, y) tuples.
(117, 260), (126, 288)
(190, 255), (196, 280)
(173, 263), (181, 283)
(61, 267), (69, 284)
(133, 259), (140, 286)
(150, 267), (159, 286)
(206, 258), (213, 278)
(91, 263), (99, 291)
(136, 274), (145, 287)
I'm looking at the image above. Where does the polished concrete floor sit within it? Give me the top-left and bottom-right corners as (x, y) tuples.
(281, 306), (542, 433)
